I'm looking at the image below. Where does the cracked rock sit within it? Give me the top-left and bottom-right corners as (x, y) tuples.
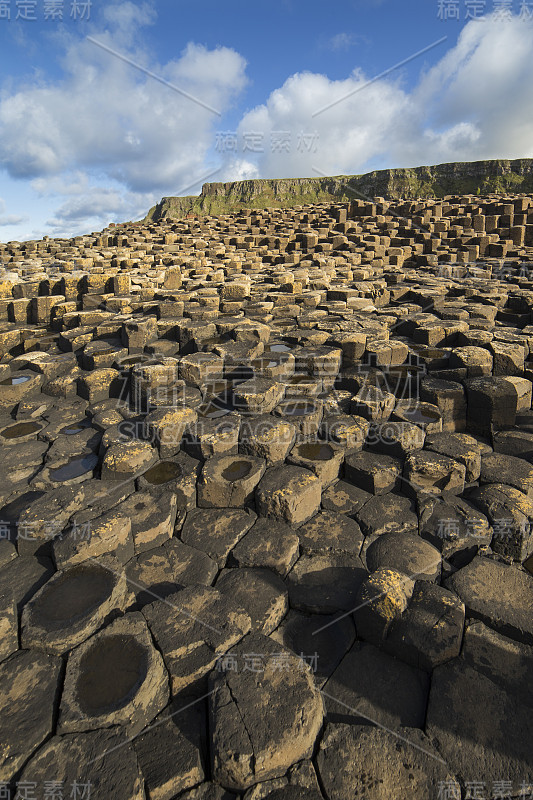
(58, 611), (169, 736)
(209, 633), (324, 791)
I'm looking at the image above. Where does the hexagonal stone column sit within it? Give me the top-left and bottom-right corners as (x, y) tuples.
(21, 556), (129, 654)
(287, 440), (344, 488)
(239, 414), (296, 465)
(101, 439), (158, 481)
(58, 611), (169, 736)
(18, 728), (145, 800)
(316, 722), (459, 800)
(198, 454), (266, 508)
(142, 585), (251, 694)
(209, 633), (324, 791)
(255, 465), (321, 526)
(0, 649), (62, 781)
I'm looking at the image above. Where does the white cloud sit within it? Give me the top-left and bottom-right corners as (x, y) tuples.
(327, 33), (356, 51)
(2, 8), (533, 241)
(0, 2), (248, 193)
(236, 12), (533, 180)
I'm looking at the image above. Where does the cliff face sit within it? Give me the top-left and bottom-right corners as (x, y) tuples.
(144, 159), (533, 221)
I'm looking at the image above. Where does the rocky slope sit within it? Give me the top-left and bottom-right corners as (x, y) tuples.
(145, 158), (533, 221)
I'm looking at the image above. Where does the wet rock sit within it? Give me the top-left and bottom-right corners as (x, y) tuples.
(0, 371), (43, 408)
(403, 450), (466, 496)
(209, 633), (324, 791)
(287, 440), (344, 488)
(0, 649), (62, 780)
(58, 611), (169, 736)
(21, 556), (129, 654)
(142, 584), (251, 694)
(137, 451), (201, 511)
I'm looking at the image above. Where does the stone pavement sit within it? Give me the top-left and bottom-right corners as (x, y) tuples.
(0, 192), (532, 799)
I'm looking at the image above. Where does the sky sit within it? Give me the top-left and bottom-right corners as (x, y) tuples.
(0, 0), (532, 242)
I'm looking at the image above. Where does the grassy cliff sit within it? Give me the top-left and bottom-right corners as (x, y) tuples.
(144, 159), (533, 222)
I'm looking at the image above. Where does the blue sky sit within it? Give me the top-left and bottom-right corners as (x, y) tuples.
(0, 0), (532, 241)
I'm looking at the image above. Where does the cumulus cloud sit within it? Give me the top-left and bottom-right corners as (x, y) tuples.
(236, 12), (533, 179)
(0, 2), (248, 192)
(2, 7), (533, 240)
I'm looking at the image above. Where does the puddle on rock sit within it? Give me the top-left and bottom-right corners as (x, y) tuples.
(400, 405), (441, 425)
(0, 375), (31, 386)
(1, 421), (41, 439)
(77, 634), (148, 714)
(35, 565), (113, 625)
(266, 343), (292, 353)
(221, 460), (252, 481)
(284, 401), (315, 416)
(143, 461), (183, 484)
(60, 418), (93, 435)
(199, 403), (232, 419)
(298, 442), (334, 461)
(49, 453), (98, 481)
